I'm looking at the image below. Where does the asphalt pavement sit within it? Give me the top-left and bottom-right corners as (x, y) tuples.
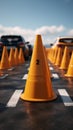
(0, 60), (73, 130)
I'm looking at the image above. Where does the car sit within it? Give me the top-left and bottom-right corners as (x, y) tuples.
(27, 44), (33, 56)
(52, 36), (73, 50)
(0, 35), (29, 60)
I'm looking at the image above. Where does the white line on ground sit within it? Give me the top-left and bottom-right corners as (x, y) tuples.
(50, 67), (54, 70)
(58, 89), (73, 106)
(0, 74), (8, 79)
(48, 63), (51, 66)
(25, 63), (29, 67)
(22, 73), (59, 80)
(6, 90), (23, 107)
(52, 73), (59, 79)
(8, 67), (15, 71)
(22, 74), (28, 80)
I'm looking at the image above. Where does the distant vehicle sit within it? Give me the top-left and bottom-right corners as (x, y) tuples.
(52, 36), (73, 50)
(0, 35), (30, 60)
(27, 44), (33, 56)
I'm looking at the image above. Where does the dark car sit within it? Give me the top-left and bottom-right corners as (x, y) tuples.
(27, 44), (33, 56)
(0, 35), (29, 60)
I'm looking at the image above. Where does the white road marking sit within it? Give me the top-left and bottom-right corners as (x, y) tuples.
(22, 74), (28, 80)
(8, 67), (15, 71)
(50, 67), (54, 70)
(48, 63), (51, 66)
(6, 90), (23, 107)
(27, 67), (30, 71)
(52, 73), (59, 79)
(25, 63), (29, 67)
(22, 73), (59, 80)
(58, 89), (73, 106)
(0, 74), (8, 79)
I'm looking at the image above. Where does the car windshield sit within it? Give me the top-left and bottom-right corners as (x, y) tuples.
(0, 35), (25, 46)
(59, 38), (73, 43)
(1, 36), (23, 43)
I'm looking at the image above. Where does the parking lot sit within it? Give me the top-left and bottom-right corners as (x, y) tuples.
(0, 59), (73, 130)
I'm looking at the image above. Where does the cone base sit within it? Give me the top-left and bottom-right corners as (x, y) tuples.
(59, 67), (65, 70)
(65, 74), (73, 78)
(0, 65), (11, 70)
(20, 93), (57, 102)
(59, 66), (68, 70)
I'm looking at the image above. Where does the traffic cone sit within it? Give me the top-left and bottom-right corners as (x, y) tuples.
(65, 51), (73, 77)
(55, 47), (63, 66)
(43, 46), (52, 78)
(60, 47), (70, 70)
(20, 34), (57, 102)
(18, 48), (25, 64)
(0, 46), (10, 70)
(9, 48), (16, 67)
(53, 46), (58, 64)
(14, 48), (19, 65)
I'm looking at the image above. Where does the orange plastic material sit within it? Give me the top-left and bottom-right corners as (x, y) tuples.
(20, 34), (57, 102)
(55, 47), (63, 66)
(60, 47), (70, 70)
(0, 46), (10, 69)
(14, 48), (19, 65)
(9, 48), (15, 67)
(18, 48), (25, 64)
(53, 47), (58, 64)
(43, 46), (52, 78)
(65, 51), (73, 77)
(0, 67), (4, 76)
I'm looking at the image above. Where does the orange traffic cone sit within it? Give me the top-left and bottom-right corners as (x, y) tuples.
(20, 34), (57, 102)
(43, 46), (52, 78)
(55, 47), (63, 66)
(53, 46), (58, 64)
(9, 48), (16, 67)
(65, 51), (73, 77)
(0, 46), (10, 69)
(60, 47), (70, 70)
(14, 48), (19, 65)
(18, 48), (25, 64)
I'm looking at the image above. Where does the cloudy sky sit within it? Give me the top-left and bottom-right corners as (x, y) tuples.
(0, 0), (73, 45)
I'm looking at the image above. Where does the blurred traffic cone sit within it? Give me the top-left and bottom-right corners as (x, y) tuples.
(55, 47), (63, 66)
(43, 46), (52, 78)
(65, 51), (73, 77)
(0, 46), (10, 69)
(18, 48), (25, 64)
(20, 34), (57, 102)
(53, 46), (58, 64)
(60, 47), (70, 70)
(14, 48), (19, 65)
(9, 48), (16, 67)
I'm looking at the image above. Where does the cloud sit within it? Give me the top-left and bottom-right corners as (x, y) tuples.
(35, 25), (65, 35)
(0, 24), (65, 45)
(68, 29), (73, 35)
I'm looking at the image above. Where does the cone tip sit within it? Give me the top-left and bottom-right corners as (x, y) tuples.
(35, 34), (42, 39)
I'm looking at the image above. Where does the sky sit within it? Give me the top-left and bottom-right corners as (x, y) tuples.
(0, 0), (73, 45)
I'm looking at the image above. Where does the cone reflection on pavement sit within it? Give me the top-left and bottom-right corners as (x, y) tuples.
(0, 46), (10, 70)
(65, 51), (73, 77)
(20, 34), (57, 102)
(18, 48), (25, 64)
